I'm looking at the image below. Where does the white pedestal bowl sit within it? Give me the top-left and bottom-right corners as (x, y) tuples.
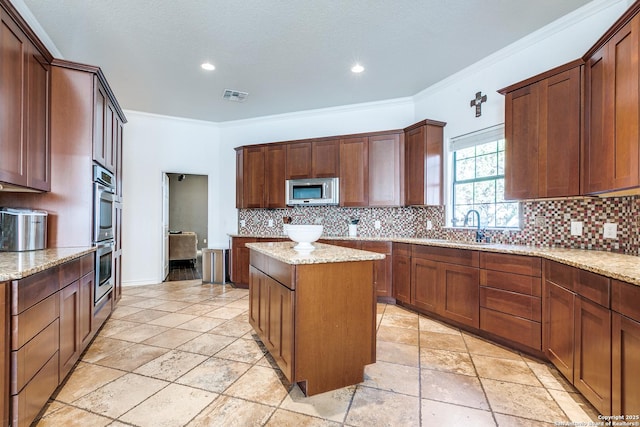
(287, 225), (323, 252)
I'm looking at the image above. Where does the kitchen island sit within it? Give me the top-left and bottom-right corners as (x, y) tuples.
(246, 241), (385, 396)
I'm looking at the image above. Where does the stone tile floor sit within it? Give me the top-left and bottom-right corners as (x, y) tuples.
(35, 280), (600, 426)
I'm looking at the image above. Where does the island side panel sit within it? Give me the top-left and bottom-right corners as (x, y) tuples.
(294, 260), (375, 396)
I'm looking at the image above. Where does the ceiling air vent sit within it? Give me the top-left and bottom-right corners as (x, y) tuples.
(222, 89), (249, 102)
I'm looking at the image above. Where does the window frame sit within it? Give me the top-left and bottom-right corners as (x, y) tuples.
(447, 124), (520, 230)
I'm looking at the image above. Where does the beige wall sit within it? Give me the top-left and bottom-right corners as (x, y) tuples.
(168, 173), (208, 250)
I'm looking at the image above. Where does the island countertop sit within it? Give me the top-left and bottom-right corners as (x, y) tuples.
(245, 241), (385, 265)
(0, 247), (96, 281)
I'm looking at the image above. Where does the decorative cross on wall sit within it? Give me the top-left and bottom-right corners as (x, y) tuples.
(470, 91), (487, 117)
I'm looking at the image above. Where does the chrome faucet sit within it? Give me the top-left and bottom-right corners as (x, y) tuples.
(463, 209), (485, 243)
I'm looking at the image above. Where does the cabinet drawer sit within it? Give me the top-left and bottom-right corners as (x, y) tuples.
(612, 280), (640, 321)
(575, 269), (610, 308)
(59, 258), (81, 289)
(11, 267), (59, 315)
(80, 253), (94, 277)
(413, 245), (478, 267)
(11, 292), (60, 350)
(544, 260), (574, 291)
(250, 250), (294, 290)
(480, 253), (541, 277)
(393, 243), (411, 257)
(11, 352), (59, 427)
(480, 287), (541, 321)
(480, 307), (541, 350)
(362, 241), (391, 255)
(480, 269), (541, 296)
(11, 319), (59, 394)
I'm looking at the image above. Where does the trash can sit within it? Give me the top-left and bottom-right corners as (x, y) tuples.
(202, 248), (229, 284)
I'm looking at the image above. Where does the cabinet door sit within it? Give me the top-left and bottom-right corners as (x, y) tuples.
(265, 144), (286, 208)
(369, 134), (402, 206)
(267, 277), (294, 380)
(0, 11), (28, 187)
(286, 141), (312, 179)
(574, 297), (611, 415)
(405, 124), (443, 205)
(105, 100), (116, 172)
(362, 241), (392, 298)
(584, 16), (640, 193)
(243, 146), (265, 208)
(59, 280), (80, 379)
(543, 280), (575, 382)
(231, 238), (255, 287)
(411, 257), (438, 312)
(1, 281), (8, 427)
(612, 313), (640, 415)
(504, 83), (539, 200)
(312, 139), (339, 178)
(79, 273), (93, 350)
(248, 266), (268, 336)
(392, 255), (411, 304)
(340, 137), (368, 206)
(235, 149), (244, 208)
(93, 79), (108, 169)
(539, 66), (580, 198)
(404, 126), (425, 206)
(438, 263), (479, 328)
(25, 43), (50, 191)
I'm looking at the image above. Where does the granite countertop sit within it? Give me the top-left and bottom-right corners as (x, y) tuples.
(0, 247), (96, 281)
(233, 234), (640, 285)
(246, 241), (386, 265)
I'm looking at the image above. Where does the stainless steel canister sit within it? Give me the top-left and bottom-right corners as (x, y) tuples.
(0, 208), (48, 251)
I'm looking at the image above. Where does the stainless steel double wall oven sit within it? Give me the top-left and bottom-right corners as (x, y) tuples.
(93, 164), (115, 305)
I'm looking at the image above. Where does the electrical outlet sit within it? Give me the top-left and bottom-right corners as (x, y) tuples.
(268, 219), (274, 227)
(426, 220), (433, 230)
(239, 220), (246, 227)
(203, 238), (207, 244)
(570, 221), (583, 236)
(603, 222), (617, 239)
(314, 217), (323, 225)
(535, 216), (546, 227)
(374, 220), (381, 229)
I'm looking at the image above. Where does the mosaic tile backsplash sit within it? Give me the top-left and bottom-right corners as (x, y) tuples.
(238, 196), (640, 255)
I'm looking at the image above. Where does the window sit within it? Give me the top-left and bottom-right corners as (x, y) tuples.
(450, 125), (519, 228)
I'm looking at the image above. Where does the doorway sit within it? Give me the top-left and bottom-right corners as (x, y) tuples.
(162, 173), (208, 282)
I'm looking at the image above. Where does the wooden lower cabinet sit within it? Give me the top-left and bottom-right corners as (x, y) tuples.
(411, 258), (438, 312)
(1, 281), (8, 427)
(544, 270), (576, 381)
(392, 244), (411, 304)
(574, 297), (611, 414)
(362, 241), (392, 299)
(543, 260), (612, 415)
(59, 280), (80, 379)
(265, 275), (294, 379)
(7, 254), (99, 426)
(612, 313), (640, 415)
(411, 247), (479, 328)
(230, 237), (257, 288)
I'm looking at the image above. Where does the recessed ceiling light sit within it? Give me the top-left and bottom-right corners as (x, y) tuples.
(351, 63), (365, 73)
(201, 62), (215, 71)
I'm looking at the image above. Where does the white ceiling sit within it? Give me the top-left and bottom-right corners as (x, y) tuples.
(22, 0), (593, 122)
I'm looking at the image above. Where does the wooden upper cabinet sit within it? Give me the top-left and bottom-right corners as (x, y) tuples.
(243, 146), (265, 208)
(404, 120), (445, 206)
(501, 61), (581, 200)
(504, 83), (539, 200)
(286, 139), (339, 179)
(583, 13), (640, 194)
(265, 144), (286, 208)
(312, 139), (339, 178)
(286, 141), (312, 179)
(339, 136), (368, 206)
(93, 79), (109, 171)
(0, 8), (51, 191)
(235, 149), (244, 208)
(369, 133), (403, 206)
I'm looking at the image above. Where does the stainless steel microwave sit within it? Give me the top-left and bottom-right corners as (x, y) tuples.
(286, 177), (339, 206)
